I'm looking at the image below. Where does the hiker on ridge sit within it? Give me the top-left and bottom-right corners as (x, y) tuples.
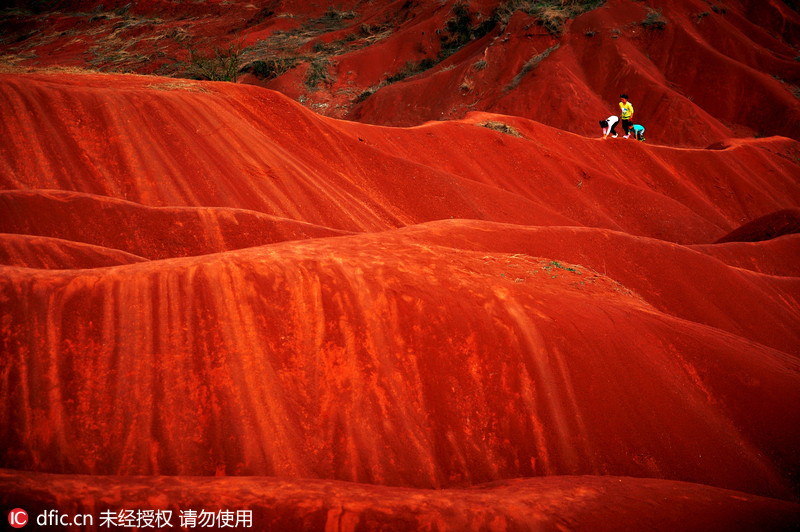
(599, 115), (619, 139)
(619, 94), (634, 138)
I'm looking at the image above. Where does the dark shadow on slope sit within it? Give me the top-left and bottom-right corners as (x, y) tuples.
(715, 209), (800, 243)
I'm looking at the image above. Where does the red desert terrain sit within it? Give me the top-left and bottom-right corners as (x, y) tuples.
(1, 0), (800, 530)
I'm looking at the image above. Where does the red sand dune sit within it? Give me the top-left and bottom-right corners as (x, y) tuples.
(0, 233), (146, 269)
(714, 208), (800, 243)
(0, 190), (352, 260)
(1, 0), (800, 530)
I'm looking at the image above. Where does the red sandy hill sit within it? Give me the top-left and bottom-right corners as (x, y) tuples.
(1, 1), (800, 531)
(2, 0), (800, 144)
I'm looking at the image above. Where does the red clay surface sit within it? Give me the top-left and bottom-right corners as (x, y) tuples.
(2, 0), (800, 145)
(1, 1), (800, 530)
(2, 470), (800, 532)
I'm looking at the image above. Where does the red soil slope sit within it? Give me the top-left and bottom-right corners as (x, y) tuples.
(1, 69), (799, 529)
(2, 0), (800, 146)
(1, 1), (800, 530)
(3, 471), (800, 532)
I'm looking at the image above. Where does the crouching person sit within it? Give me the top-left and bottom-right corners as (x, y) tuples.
(630, 124), (645, 142)
(599, 115), (619, 138)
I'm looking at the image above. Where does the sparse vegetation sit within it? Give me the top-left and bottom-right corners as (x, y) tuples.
(305, 58), (333, 90)
(360, 22), (391, 36)
(438, 2), (496, 59)
(357, 3), (494, 102)
(505, 44), (560, 91)
(640, 8), (667, 30)
(146, 80), (209, 92)
(185, 39), (243, 82)
(317, 8), (356, 25)
(175, 0), (604, 105)
(241, 7), (372, 85)
(0, 6), (183, 74)
(81, 13), (166, 71)
(241, 57), (298, 80)
(376, 2), (491, 84)
(5, 0), (59, 15)
(385, 59), (436, 84)
(492, 1), (606, 35)
(353, 57), (438, 104)
(774, 75), (800, 100)
(545, 260), (580, 273)
(355, 86), (378, 103)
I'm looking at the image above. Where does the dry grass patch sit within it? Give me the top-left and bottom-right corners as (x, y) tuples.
(494, 0), (606, 34)
(505, 43), (560, 91)
(146, 80), (210, 92)
(478, 121), (524, 137)
(0, 61), (104, 75)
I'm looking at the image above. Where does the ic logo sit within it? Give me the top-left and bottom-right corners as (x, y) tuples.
(8, 508), (28, 528)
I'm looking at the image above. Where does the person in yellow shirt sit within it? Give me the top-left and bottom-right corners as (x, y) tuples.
(619, 94), (634, 138)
